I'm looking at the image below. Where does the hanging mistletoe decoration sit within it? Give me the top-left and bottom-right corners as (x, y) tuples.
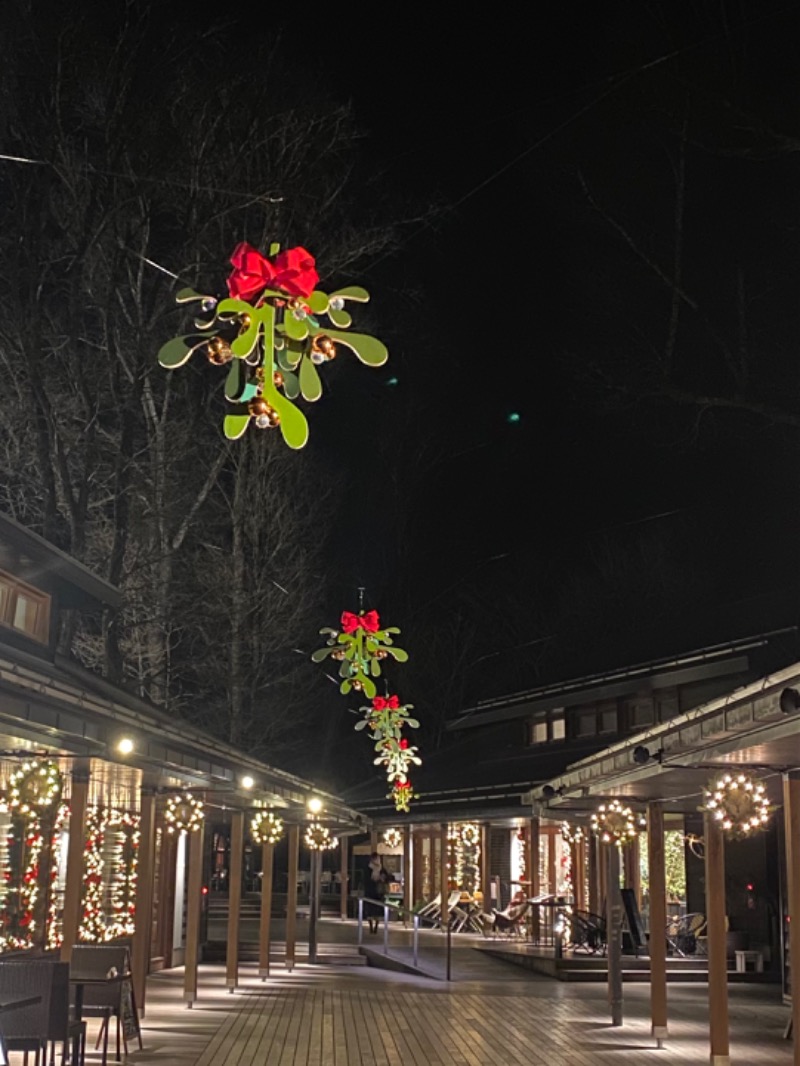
(311, 610), (408, 697)
(389, 780), (419, 814)
(356, 694), (421, 784)
(157, 242), (388, 448)
(702, 773), (772, 839)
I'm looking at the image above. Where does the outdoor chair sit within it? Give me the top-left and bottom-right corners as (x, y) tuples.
(487, 899), (530, 938)
(413, 893), (441, 925)
(565, 909), (607, 955)
(70, 943), (140, 1063)
(666, 912), (706, 957)
(0, 957), (54, 1066)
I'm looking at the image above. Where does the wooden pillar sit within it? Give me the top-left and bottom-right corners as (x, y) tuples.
(183, 823), (205, 1007)
(370, 829), (379, 852)
(225, 810), (244, 991)
(783, 774), (800, 1066)
(132, 790), (157, 1017)
(547, 829), (557, 895)
(704, 811), (730, 1065)
(480, 824), (491, 911)
(439, 822), (449, 928)
(60, 768), (90, 963)
(402, 828), (412, 913)
(339, 836), (349, 921)
(647, 802), (668, 1046)
(588, 834), (600, 916)
(285, 824), (299, 971)
(599, 834), (609, 910)
(259, 841), (274, 978)
(529, 818), (540, 939)
(606, 843), (623, 1026)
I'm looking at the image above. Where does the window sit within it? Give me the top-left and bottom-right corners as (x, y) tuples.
(527, 708), (565, 746)
(0, 570), (50, 644)
(574, 702), (619, 738)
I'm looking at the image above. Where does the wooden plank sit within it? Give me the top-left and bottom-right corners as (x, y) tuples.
(184, 821), (205, 1006)
(132, 789), (157, 1016)
(226, 810), (245, 990)
(60, 767), (89, 962)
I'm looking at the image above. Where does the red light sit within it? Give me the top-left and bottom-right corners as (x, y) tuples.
(201, 886), (208, 895)
(746, 883), (754, 892)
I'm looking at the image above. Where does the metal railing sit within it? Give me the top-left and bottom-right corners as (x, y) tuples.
(357, 897), (447, 975)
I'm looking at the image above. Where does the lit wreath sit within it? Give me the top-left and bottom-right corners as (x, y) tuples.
(702, 773), (772, 839)
(460, 823), (480, 847)
(591, 800), (639, 846)
(9, 760), (62, 815)
(304, 821), (338, 851)
(383, 827), (402, 849)
(251, 810), (284, 845)
(561, 821), (585, 846)
(164, 793), (204, 833)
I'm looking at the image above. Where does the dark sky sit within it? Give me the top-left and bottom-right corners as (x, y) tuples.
(277, 0), (800, 707)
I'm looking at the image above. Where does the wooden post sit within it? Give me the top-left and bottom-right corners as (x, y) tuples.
(225, 810), (244, 991)
(184, 823), (205, 1007)
(402, 827), (412, 914)
(339, 835), (349, 921)
(308, 848), (320, 964)
(647, 802), (668, 1046)
(259, 841), (274, 979)
(547, 829), (557, 895)
(480, 824), (491, 913)
(60, 768), (90, 963)
(132, 790), (157, 1017)
(285, 824), (299, 971)
(413, 831), (424, 902)
(573, 837), (585, 911)
(439, 822), (449, 929)
(704, 810), (730, 1065)
(606, 843), (623, 1026)
(370, 829), (379, 852)
(529, 817), (540, 940)
(783, 773), (800, 1066)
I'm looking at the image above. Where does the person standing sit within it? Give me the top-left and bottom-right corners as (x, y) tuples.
(364, 851), (389, 934)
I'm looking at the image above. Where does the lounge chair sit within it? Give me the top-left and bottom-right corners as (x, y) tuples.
(666, 912), (706, 957)
(565, 909), (607, 954)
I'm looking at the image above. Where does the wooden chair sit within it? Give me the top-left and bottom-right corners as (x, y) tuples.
(0, 958), (53, 1066)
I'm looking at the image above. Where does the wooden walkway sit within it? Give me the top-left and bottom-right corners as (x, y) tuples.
(123, 954), (796, 1066)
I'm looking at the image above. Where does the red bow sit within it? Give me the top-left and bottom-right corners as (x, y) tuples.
(399, 738), (409, 750)
(226, 243), (319, 301)
(340, 610), (381, 634)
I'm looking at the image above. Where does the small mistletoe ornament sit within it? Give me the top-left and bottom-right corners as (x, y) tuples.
(311, 610), (408, 697)
(158, 242), (388, 448)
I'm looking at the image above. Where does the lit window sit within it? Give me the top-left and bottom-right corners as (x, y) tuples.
(527, 709), (565, 746)
(0, 571), (50, 644)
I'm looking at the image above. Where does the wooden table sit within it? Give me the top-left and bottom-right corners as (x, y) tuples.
(0, 995), (42, 1066)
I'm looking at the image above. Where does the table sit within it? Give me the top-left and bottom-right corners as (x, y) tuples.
(69, 973), (131, 1066)
(0, 995), (42, 1066)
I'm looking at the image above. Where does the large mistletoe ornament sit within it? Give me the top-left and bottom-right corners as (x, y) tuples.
(311, 610), (408, 698)
(356, 694), (421, 784)
(157, 242), (388, 448)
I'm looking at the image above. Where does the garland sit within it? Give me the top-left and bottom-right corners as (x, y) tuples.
(251, 810), (284, 845)
(165, 793), (204, 833)
(383, 828), (402, 849)
(158, 243), (388, 448)
(591, 800), (639, 847)
(312, 610), (408, 697)
(304, 821), (337, 851)
(561, 821), (585, 846)
(702, 773), (771, 839)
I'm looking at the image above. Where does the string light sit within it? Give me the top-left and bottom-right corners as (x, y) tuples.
(702, 773), (772, 839)
(251, 811), (284, 845)
(9, 761), (62, 815)
(561, 821), (585, 846)
(383, 828), (402, 849)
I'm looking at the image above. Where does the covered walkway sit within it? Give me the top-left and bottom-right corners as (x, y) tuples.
(129, 927), (792, 1065)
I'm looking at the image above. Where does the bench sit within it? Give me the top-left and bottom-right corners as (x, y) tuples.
(734, 949), (764, 973)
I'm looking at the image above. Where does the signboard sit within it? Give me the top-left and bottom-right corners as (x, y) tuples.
(120, 977), (141, 1045)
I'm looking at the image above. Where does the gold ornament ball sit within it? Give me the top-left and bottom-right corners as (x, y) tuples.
(312, 335), (337, 361)
(206, 337), (233, 365)
(273, 371), (284, 388)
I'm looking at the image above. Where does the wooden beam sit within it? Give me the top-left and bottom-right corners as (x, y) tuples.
(704, 811), (730, 1065)
(259, 841), (274, 978)
(339, 836), (349, 921)
(132, 790), (157, 1017)
(184, 823), (205, 1007)
(647, 802), (668, 1046)
(225, 810), (244, 991)
(783, 774), (800, 1066)
(60, 768), (89, 963)
(285, 824), (299, 971)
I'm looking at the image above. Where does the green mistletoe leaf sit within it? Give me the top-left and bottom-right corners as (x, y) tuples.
(331, 286), (370, 303)
(175, 287), (206, 303)
(354, 720), (369, 731)
(327, 307), (352, 329)
(406, 718), (420, 729)
(361, 677), (377, 699)
(324, 329), (388, 367)
(299, 355), (323, 402)
(370, 658), (381, 677)
(341, 680), (352, 694)
(224, 360), (248, 401)
(281, 370), (300, 400)
(385, 647), (409, 662)
(270, 392), (309, 449)
(223, 414), (250, 440)
(283, 311), (310, 341)
(310, 648), (333, 663)
(158, 335), (208, 369)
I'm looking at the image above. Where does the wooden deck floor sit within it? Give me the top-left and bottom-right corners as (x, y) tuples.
(116, 951), (796, 1066)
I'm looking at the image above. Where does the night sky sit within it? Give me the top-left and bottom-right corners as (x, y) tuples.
(9, 1), (800, 786)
